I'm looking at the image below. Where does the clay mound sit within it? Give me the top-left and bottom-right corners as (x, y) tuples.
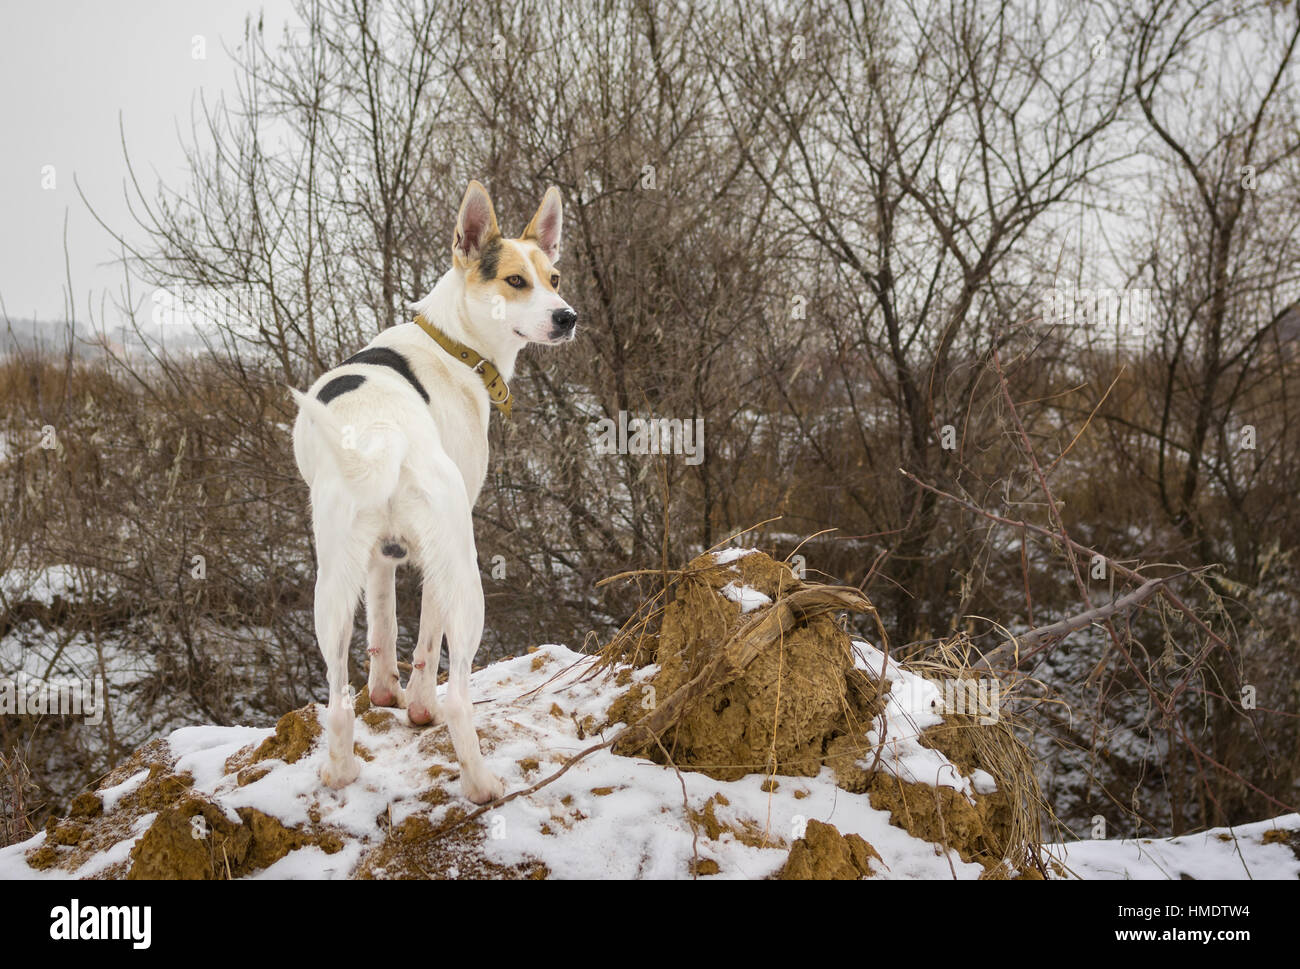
(125, 793), (342, 880)
(603, 549), (885, 781)
(601, 549), (1046, 876)
(778, 819), (882, 880)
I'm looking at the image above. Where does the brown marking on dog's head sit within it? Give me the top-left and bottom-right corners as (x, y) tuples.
(453, 182), (563, 286)
(526, 247), (560, 292)
(467, 238), (540, 302)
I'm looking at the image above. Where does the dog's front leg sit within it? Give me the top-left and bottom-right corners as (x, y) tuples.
(442, 572), (505, 805)
(365, 556), (405, 709)
(406, 579), (445, 727)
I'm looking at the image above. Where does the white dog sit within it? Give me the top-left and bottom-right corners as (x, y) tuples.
(290, 181), (576, 802)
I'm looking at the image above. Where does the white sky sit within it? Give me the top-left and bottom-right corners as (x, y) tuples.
(0, 0), (295, 324)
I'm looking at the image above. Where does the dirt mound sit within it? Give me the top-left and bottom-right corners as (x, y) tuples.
(778, 819), (881, 879)
(125, 793), (344, 879)
(225, 705), (322, 776)
(604, 549), (884, 780)
(601, 548), (1045, 876)
(26, 754), (198, 877)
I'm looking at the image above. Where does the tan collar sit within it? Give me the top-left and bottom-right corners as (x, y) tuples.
(413, 313), (513, 419)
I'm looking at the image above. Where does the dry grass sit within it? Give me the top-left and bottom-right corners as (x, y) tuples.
(0, 747), (38, 849)
(905, 633), (1055, 875)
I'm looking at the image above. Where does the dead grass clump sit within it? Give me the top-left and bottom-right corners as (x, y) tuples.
(904, 634), (1055, 879)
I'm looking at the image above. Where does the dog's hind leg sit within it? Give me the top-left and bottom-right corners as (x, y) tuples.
(312, 507), (373, 789)
(406, 474), (504, 804)
(364, 554), (405, 709)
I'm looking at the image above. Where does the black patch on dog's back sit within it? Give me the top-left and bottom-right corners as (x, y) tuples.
(478, 236), (502, 280)
(341, 347), (430, 403)
(317, 373), (366, 403)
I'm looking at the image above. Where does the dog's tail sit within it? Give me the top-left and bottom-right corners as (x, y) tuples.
(290, 387), (407, 506)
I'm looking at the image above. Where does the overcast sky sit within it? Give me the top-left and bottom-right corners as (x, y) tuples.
(0, 0), (295, 325)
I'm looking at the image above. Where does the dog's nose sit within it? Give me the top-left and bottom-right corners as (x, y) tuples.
(551, 308), (577, 332)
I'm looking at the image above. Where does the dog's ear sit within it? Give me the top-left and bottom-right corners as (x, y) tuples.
(522, 186), (563, 263)
(453, 180), (500, 268)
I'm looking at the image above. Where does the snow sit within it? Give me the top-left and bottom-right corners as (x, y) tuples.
(853, 640), (974, 798)
(170, 725), (272, 789)
(99, 769), (151, 814)
(477, 649), (979, 879)
(1, 639), (1295, 880)
(0, 564), (87, 606)
(1047, 814), (1300, 880)
(247, 842), (365, 880)
(711, 547), (757, 565)
(719, 581), (772, 613)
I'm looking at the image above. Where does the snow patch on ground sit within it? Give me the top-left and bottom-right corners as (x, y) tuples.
(1047, 814), (1300, 880)
(99, 769), (150, 814)
(0, 564), (90, 606)
(2, 641), (1296, 880)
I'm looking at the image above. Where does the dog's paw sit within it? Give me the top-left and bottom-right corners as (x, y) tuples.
(368, 681), (407, 709)
(407, 701), (445, 727)
(320, 756), (361, 789)
(462, 772), (506, 805)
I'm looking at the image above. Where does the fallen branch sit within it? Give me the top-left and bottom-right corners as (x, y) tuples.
(975, 572), (1196, 672)
(900, 468), (1291, 820)
(898, 468), (1233, 662)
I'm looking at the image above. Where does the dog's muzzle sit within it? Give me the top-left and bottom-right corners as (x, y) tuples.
(549, 308), (578, 342)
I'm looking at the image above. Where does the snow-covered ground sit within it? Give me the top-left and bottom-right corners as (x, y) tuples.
(3, 640), (1296, 880)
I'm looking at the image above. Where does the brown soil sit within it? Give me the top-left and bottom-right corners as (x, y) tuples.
(778, 819), (881, 879)
(689, 793), (776, 849)
(27, 756), (196, 875)
(354, 811), (547, 880)
(124, 792), (345, 880)
(225, 705), (322, 775)
(867, 774), (986, 862)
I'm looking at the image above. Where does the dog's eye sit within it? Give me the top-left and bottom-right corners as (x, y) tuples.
(550, 274), (560, 289)
(505, 275), (527, 288)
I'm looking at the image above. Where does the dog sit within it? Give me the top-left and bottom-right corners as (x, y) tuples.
(290, 180), (576, 802)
